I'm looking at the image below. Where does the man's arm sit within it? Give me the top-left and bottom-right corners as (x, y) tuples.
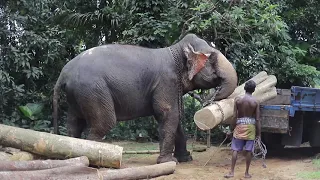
(255, 101), (261, 139)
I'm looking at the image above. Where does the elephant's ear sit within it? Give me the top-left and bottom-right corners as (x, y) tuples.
(183, 44), (210, 80)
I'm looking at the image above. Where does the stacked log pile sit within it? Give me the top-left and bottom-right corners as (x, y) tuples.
(0, 124), (177, 179)
(0, 158), (176, 180)
(194, 71), (278, 130)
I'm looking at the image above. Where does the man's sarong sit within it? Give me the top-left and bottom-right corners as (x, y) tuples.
(231, 117), (256, 152)
(233, 117), (256, 141)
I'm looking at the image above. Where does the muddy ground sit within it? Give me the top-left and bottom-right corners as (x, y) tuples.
(113, 141), (320, 180)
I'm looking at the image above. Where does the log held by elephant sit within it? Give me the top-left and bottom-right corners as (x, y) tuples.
(194, 71), (278, 130)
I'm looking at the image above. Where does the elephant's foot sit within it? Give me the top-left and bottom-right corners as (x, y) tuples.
(156, 154), (178, 164)
(174, 151), (193, 163)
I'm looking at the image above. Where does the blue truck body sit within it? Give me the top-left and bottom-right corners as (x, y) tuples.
(262, 86), (320, 117)
(260, 86), (320, 148)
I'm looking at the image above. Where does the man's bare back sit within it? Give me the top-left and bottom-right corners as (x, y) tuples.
(236, 94), (258, 119)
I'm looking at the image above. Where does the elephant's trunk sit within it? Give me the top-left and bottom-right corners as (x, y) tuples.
(214, 51), (238, 101)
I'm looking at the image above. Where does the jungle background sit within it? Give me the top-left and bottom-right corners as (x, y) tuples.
(1, 0), (319, 144)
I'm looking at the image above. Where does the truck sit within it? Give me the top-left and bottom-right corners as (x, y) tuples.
(259, 86), (320, 149)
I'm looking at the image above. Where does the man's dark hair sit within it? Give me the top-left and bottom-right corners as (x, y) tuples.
(244, 80), (256, 93)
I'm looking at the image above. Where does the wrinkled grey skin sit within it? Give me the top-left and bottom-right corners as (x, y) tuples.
(53, 34), (238, 164)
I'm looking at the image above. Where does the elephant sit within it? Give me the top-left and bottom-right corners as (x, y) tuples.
(52, 34), (238, 164)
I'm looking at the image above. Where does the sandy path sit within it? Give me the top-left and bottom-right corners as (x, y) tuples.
(121, 146), (318, 180)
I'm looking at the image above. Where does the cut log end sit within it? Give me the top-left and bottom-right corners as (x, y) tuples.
(194, 108), (215, 130)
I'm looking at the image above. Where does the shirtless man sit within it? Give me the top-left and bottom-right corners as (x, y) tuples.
(224, 80), (261, 179)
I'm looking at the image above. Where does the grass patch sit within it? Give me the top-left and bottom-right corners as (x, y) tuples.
(313, 159), (320, 168)
(297, 171), (320, 179)
(112, 141), (206, 151)
(297, 159), (320, 179)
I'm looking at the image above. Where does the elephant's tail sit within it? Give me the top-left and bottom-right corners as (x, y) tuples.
(52, 74), (63, 135)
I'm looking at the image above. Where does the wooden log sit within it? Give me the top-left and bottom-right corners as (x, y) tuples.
(0, 124), (123, 168)
(0, 166), (100, 180)
(99, 161), (176, 180)
(194, 98), (235, 130)
(0, 146), (36, 161)
(0, 156), (89, 171)
(194, 75), (278, 130)
(230, 75), (277, 99)
(222, 87), (278, 124)
(228, 71), (269, 98)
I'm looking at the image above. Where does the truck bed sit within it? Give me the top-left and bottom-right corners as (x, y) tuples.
(260, 86), (320, 133)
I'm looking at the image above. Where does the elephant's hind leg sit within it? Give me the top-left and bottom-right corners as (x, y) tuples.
(78, 83), (116, 142)
(67, 108), (86, 138)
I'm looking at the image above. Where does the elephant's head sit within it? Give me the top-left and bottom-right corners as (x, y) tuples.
(172, 34), (215, 81)
(173, 34), (238, 100)
(191, 49), (238, 100)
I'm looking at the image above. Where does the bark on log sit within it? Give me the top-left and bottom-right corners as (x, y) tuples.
(0, 124), (123, 168)
(100, 161), (176, 180)
(0, 156), (89, 171)
(0, 147), (37, 161)
(194, 73), (278, 130)
(0, 166), (100, 180)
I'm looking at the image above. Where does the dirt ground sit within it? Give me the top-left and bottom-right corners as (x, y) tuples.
(114, 141), (320, 180)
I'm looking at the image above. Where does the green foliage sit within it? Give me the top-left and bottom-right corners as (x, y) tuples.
(186, 0), (320, 87)
(19, 103), (44, 120)
(1, 0), (320, 143)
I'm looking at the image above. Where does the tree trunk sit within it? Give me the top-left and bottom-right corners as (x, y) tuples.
(0, 166), (100, 180)
(0, 124), (123, 168)
(194, 72), (278, 130)
(100, 161), (176, 180)
(0, 156), (89, 171)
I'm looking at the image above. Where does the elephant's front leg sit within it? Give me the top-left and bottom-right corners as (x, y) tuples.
(153, 101), (179, 164)
(174, 122), (193, 162)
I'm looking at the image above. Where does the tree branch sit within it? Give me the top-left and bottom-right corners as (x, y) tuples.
(173, 6), (218, 44)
